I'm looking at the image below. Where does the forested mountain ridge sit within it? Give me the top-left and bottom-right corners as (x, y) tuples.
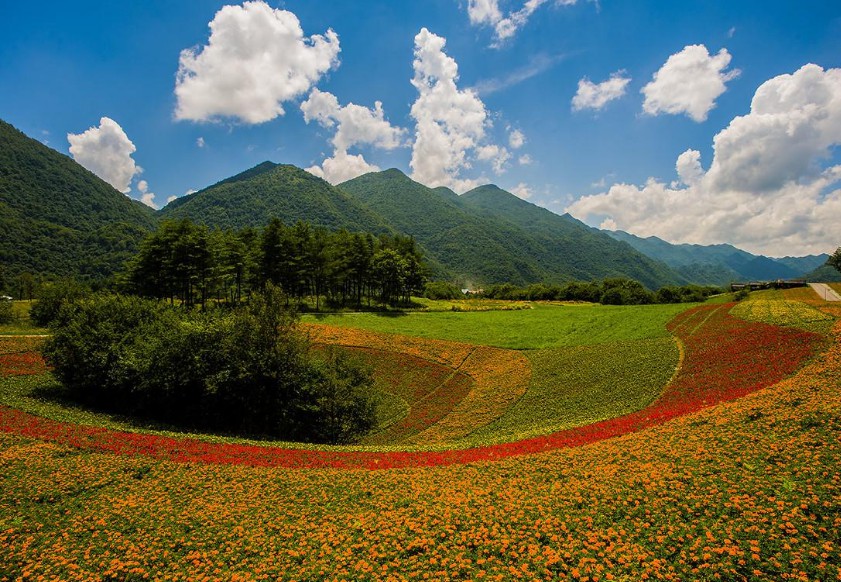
(159, 163), (393, 235)
(0, 119), (157, 281)
(459, 184), (685, 289)
(338, 169), (685, 288)
(605, 230), (831, 285)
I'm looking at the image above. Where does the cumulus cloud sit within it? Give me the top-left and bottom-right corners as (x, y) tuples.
(409, 28), (508, 191)
(567, 63), (841, 256)
(572, 71), (631, 111)
(510, 182), (533, 199)
(196, 137), (206, 148)
(166, 195), (178, 204)
(301, 88), (406, 184)
(468, 0), (577, 45)
(174, 1), (340, 124)
(67, 117), (140, 193)
(518, 154), (533, 165)
(509, 128), (525, 149)
(136, 180), (158, 209)
(641, 45), (740, 122)
(306, 151), (381, 185)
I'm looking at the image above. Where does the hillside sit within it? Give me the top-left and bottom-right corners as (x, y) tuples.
(0, 119), (157, 281)
(606, 230), (829, 285)
(159, 163), (393, 235)
(459, 184), (684, 289)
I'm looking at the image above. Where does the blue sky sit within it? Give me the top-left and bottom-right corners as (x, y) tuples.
(2, 1), (840, 256)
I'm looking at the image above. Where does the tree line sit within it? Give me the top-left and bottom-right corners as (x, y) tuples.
(124, 218), (427, 309)
(475, 279), (724, 305)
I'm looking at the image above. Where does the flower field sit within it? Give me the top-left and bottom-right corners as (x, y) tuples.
(1, 296), (840, 580)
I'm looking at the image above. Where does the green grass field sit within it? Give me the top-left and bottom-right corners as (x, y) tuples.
(0, 301), (49, 336)
(464, 337), (679, 445)
(303, 302), (692, 349)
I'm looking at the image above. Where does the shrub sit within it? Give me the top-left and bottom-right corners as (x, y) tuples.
(43, 285), (376, 443)
(30, 279), (88, 327)
(0, 298), (12, 324)
(424, 281), (463, 300)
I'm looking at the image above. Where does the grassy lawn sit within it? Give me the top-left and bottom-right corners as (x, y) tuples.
(463, 337), (679, 445)
(0, 301), (49, 336)
(302, 302), (693, 349)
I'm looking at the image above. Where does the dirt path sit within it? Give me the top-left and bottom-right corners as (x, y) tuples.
(809, 283), (841, 302)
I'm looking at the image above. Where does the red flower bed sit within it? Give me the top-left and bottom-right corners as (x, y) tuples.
(0, 303), (823, 469)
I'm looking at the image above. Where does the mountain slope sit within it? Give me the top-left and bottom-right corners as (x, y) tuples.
(0, 119), (157, 281)
(458, 184), (685, 289)
(160, 163), (392, 234)
(339, 171), (683, 288)
(606, 230), (829, 285)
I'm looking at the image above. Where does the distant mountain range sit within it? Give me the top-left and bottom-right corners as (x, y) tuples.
(605, 231), (835, 285)
(1, 119), (837, 287)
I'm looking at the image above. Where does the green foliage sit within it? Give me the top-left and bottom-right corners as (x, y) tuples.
(424, 281), (463, 300)
(126, 218), (427, 309)
(29, 278), (88, 327)
(829, 247), (841, 274)
(41, 286), (376, 443)
(0, 120), (156, 282)
(481, 279), (720, 305)
(339, 170), (684, 288)
(160, 163), (390, 234)
(0, 298), (12, 324)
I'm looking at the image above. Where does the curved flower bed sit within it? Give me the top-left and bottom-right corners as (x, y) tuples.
(0, 304), (824, 469)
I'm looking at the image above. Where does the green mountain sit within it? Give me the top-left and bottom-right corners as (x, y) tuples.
(458, 184), (684, 289)
(160, 162), (392, 234)
(605, 230), (829, 285)
(0, 119), (157, 281)
(339, 170), (683, 288)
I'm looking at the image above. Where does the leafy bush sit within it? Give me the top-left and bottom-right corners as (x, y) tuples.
(0, 298), (12, 324)
(30, 278), (89, 327)
(43, 285), (376, 443)
(424, 281), (463, 300)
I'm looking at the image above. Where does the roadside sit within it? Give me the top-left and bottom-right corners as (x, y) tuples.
(809, 282), (841, 302)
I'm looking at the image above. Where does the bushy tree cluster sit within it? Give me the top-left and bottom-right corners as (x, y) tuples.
(829, 248), (841, 274)
(482, 278), (721, 305)
(126, 219), (427, 309)
(42, 285), (377, 444)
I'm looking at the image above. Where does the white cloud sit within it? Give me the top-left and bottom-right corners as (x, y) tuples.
(509, 128), (525, 149)
(467, 0), (502, 26)
(518, 154), (533, 165)
(674, 149), (704, 187)
(67, 117), (140, 193)
(476, 144), (510, 174)
(174, 1), (340, 124)
(600, 218), (618, 231)
(197, 137), (206, 148)
(572, 71), (631, 111)
(306, 150), (380, 184)
(568, 63), (841, 256)
(642, 44), (740, 122)
(166, 195), (178, 204)
(472, 52), (566, 95)
(468, 0), (578, 45)
(409, 28), (507, 192)
(510, 182), (533, 199)
(301, 88), (406, 184)
(136, 179), (158, 209)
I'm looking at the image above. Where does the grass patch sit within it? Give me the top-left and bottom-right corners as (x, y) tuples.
(0, 301), (49, 336)
(463, 337), (679, 444)
(303, 302), (692, 349)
